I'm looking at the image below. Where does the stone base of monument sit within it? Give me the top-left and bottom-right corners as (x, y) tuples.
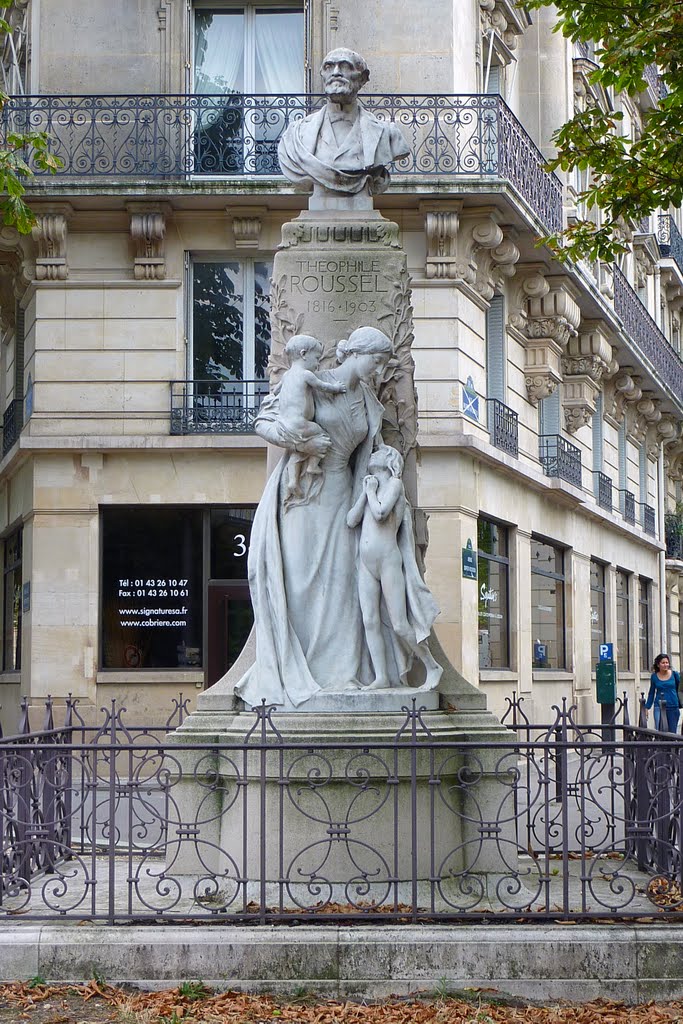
(168, 697), (522, 911)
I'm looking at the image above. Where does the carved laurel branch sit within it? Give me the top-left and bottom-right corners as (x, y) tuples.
(267, 274), (305, 384)
(377, 265), (418, 455)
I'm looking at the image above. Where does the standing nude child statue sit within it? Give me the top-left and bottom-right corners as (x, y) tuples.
(346, 444), (442, 691)
(278, 334), (346, 506)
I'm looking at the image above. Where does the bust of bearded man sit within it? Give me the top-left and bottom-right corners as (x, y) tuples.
(277, 47), (410, 199)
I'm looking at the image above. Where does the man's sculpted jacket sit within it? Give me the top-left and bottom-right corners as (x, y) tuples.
(278, 103), (410, 195)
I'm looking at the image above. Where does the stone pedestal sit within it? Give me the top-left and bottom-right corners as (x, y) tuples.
(168, 705), (523, 912)
(269, 209), (418, 500)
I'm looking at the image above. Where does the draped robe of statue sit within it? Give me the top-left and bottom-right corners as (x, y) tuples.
(235, 372), (439, 708)
(277, 103), (411, 196)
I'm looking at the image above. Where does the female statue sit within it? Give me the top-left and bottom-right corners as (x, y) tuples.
(235, 326), (440, 708)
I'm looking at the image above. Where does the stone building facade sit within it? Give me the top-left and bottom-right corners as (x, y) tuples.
(0, 0), (681, 731)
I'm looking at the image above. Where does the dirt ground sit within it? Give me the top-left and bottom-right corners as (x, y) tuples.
(2, 983), (683, 1024)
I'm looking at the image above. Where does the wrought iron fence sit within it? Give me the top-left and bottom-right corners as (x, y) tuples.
(539, 434), (582, 488)
(486, 398), (518, 457)
(2, 93), (562, 233)
(623, 489), (636, 525)
(665, 513), (683, 560)
(170, 379), (268, 434)
(613, 265), (683, 398)
(659, 214), (683, 278)
(2, 397), (23, 456)
(2, 694), (682, 923)
(643, 503), (657, 537)
(595, 470), (613, 513)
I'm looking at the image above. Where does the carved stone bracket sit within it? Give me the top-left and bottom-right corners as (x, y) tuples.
(31, 203), (73, 281)
(230, 206), (267, 249)
(634, 241), (657, 291)
(479, 0), (527, 54)
(422, 205), (519, 300)
(0, 226), (33, 332)
(520, 276), (581, 406)
(655, 414), (680, 462)
(507, 263), (549, 333)
(128, 202), (170, 280)
(628, 392), (661, 446)
(524, 338), (563, 406)
(560, 321), (614, 432)
(605, 367), (642, 423)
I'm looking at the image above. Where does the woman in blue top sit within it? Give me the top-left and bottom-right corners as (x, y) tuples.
(645, 653), (681, 732)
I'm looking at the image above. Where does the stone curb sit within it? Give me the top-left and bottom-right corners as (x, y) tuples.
(1, 924), (683, 1002)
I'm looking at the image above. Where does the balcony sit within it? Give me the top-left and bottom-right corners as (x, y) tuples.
(595, 471), (613, 513)
(643, 503), (656, 537)
(3, 93), (562, 234)
(486, 398), (518, 457)
(623, 490), (636, 526)
(613, 265), (683, 397)
(665, 513), (683, 560)
(658, 214), (683, 278)
(170, 379), (267, 435)
(539, 434), (582, 488)
(2, 398), (23, 456)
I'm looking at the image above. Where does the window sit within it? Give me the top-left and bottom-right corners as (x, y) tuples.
(193, 5), (305, 173)
(101, 508), (203, 670)
(2, 527), (22, 671)
(477, 517), (510, 669)
(100, 506), (256, 680)
(638, 577), (651, 671)
(189, 258), (272, 428)
(615, 569), (631, 671)
(589, 559), (606, 667)
(531, 538), (566, 669)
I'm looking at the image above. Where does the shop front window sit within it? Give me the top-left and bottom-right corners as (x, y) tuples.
(616, 569), (631, 671)
(477, 517), (510, 669)
(531, 538), (566, 669)
(590, 559), (606, 668)
(101, 508), (203, 670)
(2, 527), (21, 671)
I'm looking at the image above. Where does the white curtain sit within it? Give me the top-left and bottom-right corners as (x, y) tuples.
(195, 12), (244, 94)
(255, 12), (304, 93)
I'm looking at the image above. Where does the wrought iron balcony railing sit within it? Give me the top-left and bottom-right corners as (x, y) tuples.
(539, 434), (582, 488)
(613, 265), (683, 397)
(2, 397), (23, 456)
(665, 513), (683, 559)
(595, 471), (613, 513)
(643, 503), (656, 537)
(2, 93), (563, 233)
(486, 398), (518, 457)
(170, 379), (267, 435)
(658, 214), (683, 278)
(623, 490), (636, 526)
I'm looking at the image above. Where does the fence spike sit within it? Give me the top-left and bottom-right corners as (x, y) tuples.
(43, 695), (54, 733)
(19, 695), (30, 735)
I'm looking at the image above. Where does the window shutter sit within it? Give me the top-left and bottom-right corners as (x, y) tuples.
(618, 417), (628, 514)
(14, 301), (24, 398)
(639, 442), (648, 514)
(539, 387), (560, 437)
(486, 295), (505, 403)
(485, 64), (502, 95)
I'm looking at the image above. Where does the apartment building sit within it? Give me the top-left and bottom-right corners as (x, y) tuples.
(0, 0), (680, 731)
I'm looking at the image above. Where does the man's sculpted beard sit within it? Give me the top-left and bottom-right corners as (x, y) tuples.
(325, 79), (356, 104)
